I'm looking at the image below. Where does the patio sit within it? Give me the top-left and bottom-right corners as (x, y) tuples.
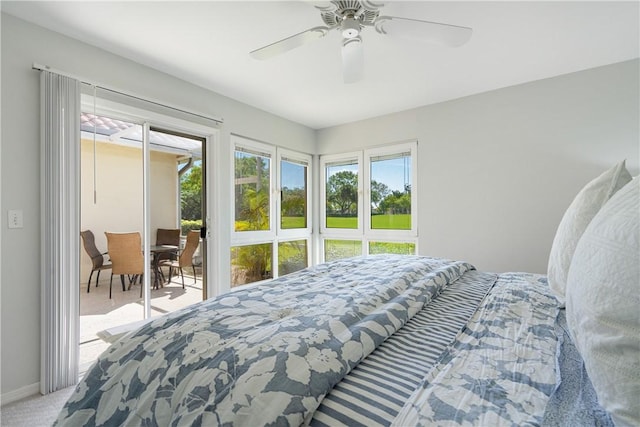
(79, 269), (203, 373)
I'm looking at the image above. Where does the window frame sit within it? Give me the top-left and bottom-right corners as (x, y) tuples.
(276, 236), (312, 277)
(319, 151), (364, 237)
(230, 135), (277, 245)
(320, 141), (418, 262)
(364, 141), (418, 240)
(322, 237), (364, 262)
(277, 148), (313, 239)
(230, 136), (314, 288)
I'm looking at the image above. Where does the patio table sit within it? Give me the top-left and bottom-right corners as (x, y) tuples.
(149, 245), (178, 289)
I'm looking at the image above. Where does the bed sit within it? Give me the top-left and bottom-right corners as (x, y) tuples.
(55, 164), (638, 426)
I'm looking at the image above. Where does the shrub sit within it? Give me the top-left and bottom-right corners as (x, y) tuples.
(181, 219), (202, 235)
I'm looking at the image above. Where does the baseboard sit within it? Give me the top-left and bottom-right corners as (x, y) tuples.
(1, 382), (40, 407)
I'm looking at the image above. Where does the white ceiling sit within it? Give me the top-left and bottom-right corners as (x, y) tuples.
(2, 1), (638, 129)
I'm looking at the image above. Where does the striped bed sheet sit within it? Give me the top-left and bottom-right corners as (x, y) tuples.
(311, 270), (497, 427)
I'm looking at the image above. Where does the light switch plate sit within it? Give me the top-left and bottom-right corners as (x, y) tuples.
(8, 210), (23, 229)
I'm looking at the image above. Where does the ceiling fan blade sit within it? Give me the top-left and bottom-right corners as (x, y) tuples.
(375, 16), (472, 47)
(305, 1), (336, 12)
(250, 26), (330, 60)
(342, 36), (364, 84)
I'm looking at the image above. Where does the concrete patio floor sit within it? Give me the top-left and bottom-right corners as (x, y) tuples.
(79, 270), (203, 373)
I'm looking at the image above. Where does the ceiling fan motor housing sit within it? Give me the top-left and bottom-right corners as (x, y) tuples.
(320, 0), (382, 35)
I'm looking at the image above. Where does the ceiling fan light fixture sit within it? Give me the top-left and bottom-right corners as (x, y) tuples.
(341, 17), (360, 38)
(342, 35), (363, 83)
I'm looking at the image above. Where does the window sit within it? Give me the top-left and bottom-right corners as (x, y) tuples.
(324, 239), (362, 262)
(278, 239), (308, 276)
(280, 161), (307, 229)
(325, 158), (360, 230)
(234, 144), (273, 233)
(231, 136), (311, 287)
(231, 243), (272, 286)
(369, 241), (416, 255)
(320, 142), (417, 262)
(278, 151), (311, 236)
(370, 151), (412, 231)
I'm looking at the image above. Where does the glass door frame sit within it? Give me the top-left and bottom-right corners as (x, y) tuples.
(80, 91), (219, 325)
(142, 122), (214, 317)
(148, 125), (209, 302)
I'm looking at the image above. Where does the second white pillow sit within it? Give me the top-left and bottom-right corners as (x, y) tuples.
(547, 160), (631, 304)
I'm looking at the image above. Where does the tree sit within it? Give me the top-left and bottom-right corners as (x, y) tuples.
(326, 171), (358, 215)
(234, 154), (270, 229)
(379, 190), (411, 214)
(237, 187), (270, 231)
(370, 180), (390, 213)
(180, 163), (202, 220)
(281, 187), (306, 217)
(235, 154), (269, 191)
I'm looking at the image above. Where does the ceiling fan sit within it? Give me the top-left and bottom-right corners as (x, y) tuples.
(250, 1), (472, 83)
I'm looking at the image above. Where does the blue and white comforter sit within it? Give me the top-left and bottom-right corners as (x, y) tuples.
(392, 273), (559, 426)
(55, 255), (473, 426)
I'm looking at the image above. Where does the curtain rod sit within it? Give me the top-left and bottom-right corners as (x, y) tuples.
(32, 62), (224, 125)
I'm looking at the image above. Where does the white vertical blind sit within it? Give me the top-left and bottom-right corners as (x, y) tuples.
(40, 71), (81, 394)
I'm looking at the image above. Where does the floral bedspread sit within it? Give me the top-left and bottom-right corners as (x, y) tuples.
(392, 273), (559, 426)
(55, 255), (473, 426)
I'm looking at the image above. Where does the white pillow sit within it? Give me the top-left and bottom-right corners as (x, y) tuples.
(565, 178), (639, 426)
(547, 161), (631, 304)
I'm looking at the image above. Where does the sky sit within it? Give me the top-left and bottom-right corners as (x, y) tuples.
(282, 160), (306, 190)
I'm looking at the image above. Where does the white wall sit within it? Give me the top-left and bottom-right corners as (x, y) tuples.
(1, 13), (315, 399)
(318, 59), (640, 273)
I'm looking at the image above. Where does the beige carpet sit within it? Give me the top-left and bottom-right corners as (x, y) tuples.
(1, 386), (75, 427)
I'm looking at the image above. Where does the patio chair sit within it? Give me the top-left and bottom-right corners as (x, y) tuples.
(156, 228), (180, 253)
(158, 230), (200, 289)
(80, 230), (112, 293)
(155, 228), (180, 281)
(105, 232), (144, 299)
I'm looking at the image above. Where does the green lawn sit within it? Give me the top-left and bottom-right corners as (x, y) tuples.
(325, 216), (358, 228)
(325, 214), (411, 230)
(372, 214), (411, 230)
(281, 216), (306, 229)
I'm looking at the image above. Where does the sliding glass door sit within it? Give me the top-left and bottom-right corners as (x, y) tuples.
(79, 108), (209, 371)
